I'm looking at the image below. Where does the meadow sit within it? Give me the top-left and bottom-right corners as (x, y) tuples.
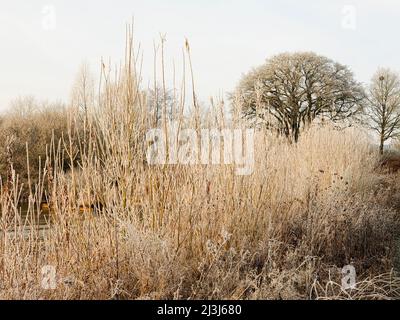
(0, 31), (400, 300)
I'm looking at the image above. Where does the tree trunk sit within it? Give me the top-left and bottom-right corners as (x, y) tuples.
(380, 134), (385, 155)
(293, 127), (300, 143)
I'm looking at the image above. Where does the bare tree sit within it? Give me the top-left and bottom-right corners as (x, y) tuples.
(366, 68), (400, 154)
(146, 85), (175, 125)
(9, 96), (37, 117)
(234, 52), (365, 142)
(70, 62), (95, 123)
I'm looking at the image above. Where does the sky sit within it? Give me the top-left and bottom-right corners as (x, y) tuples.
(1, 0), (400, 110)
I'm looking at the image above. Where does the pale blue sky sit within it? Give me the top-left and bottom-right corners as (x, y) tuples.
(1, 0), (399, 109)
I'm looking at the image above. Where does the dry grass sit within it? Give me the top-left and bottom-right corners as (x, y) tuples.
(0, 29), (400, 300)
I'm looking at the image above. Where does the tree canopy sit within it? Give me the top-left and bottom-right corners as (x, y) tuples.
(234, 52), (365, 142)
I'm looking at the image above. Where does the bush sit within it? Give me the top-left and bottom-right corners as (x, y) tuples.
(0, 97), (68, 200)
